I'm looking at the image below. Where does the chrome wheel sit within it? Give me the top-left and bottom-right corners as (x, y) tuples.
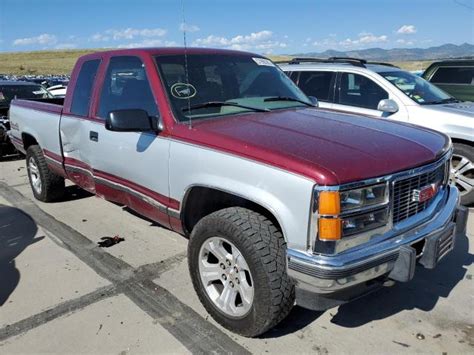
(198, 237), (254, 318)
(28, 156), (42, 194)
(451, 154), (474, 197)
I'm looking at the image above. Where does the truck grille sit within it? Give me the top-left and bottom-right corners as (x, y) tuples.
(392, 163), (446, 224)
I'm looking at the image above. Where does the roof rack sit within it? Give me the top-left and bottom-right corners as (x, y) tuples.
(276, 56), (399, 68)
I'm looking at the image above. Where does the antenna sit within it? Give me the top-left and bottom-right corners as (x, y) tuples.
(181, 0), (192, 128)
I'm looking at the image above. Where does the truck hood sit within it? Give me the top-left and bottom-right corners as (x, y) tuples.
(422, 101), (474, 117)
(174, 108), (450, 185)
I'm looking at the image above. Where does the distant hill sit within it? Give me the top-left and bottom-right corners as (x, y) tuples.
(293, 43), (474, 61)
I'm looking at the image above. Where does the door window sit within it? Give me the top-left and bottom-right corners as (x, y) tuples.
(338, 73), (388, 110)
(298, 71), (335, 102)
(70, 59), (100, 116)
(98, 56), (158, 119)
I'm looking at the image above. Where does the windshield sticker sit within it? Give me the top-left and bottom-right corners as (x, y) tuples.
(170, 83), (197, 99)
(252, 57), (274, 66)
(414, 95), (424, 103)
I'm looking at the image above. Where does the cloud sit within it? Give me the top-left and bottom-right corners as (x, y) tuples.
(179, 23), (200, 33)
(396, 39), (415, 46)
(91, 33), (110, 42)
(91, 27), (167, 42)
(118, 39), (177, 48)
(396, 25), (417, 34)
(338, 33), (388, 47)
(192, 30), (286, 52)
(13, 33), (57, 46)
(55, 43), (77, 49)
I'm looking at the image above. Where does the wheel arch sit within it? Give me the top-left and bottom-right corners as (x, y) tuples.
(451, 137), (474, 148)
(180, 184), (287, 241)
(21, 132), (39, 151)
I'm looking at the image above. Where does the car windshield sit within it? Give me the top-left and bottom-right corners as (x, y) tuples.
(0, 84), (53, 106)
(380, 70), (455, 105)
(155, 54), (312, 122)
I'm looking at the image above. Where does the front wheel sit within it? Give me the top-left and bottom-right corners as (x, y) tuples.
(188, 207), (294, 337)
(451, 143), (474, 205)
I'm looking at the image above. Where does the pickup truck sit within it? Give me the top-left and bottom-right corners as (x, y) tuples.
(9, 48), (467, 337)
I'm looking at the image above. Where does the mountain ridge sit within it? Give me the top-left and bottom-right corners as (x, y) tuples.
(292, 43), (474, 61)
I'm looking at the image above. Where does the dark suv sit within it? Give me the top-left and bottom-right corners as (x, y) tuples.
(423, 59), (474, 101)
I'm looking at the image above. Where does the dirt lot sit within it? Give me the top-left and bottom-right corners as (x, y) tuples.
(0, 156), (473, 354)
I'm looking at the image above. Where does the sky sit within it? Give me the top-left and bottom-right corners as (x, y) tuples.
(0, 0), (473, 54)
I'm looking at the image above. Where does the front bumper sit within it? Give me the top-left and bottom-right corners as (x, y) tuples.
(287, 185), (467, 310)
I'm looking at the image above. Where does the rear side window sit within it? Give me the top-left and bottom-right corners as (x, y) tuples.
(70, 59), (100, 116)
(430, 67), (474, 84)
(298, 71), (335, 102)
(338, 73), (388, 110)
(98, 56), (158, 119)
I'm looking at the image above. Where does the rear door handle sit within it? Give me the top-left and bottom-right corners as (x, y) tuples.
(89, 131), (98, 142)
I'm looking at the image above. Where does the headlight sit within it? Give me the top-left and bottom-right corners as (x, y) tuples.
(317, 183), (389, 241)
(340, 184), (388, 211)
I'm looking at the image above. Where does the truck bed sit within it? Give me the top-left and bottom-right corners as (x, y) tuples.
(9, 98), (65, 157)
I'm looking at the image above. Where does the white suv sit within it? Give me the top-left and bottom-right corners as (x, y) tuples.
(280, 58), (474, 204)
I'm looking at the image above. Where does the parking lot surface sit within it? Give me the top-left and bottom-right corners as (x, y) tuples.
(1, 157), (473, 354)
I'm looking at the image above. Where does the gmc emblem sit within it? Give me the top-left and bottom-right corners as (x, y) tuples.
(412, 183), (438, 203)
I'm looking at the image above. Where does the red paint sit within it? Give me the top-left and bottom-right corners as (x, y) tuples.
(94, 182), (172, 229)
(12, 99), (63, 115)
(43, 149), (63, 163)
(171, 108), (449, 185)
(94, 169), (180, 209)
(169, 215), (184, 234)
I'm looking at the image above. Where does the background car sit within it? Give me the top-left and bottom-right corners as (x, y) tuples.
(0, 80), (54, 158)
(422, 59), (474, 101)
(279, 57), (474, 204)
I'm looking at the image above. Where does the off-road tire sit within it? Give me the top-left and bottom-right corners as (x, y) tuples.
(452, 143), (474, 206)
(26, 145), (65, 202)
(188, 207), (295, 337)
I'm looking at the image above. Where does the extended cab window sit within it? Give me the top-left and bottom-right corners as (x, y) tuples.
(430, 67), (474, 85)
(70, 59), (100, 116)
(298, 71), (335, 102)
(338, 73), (388, 110)
(97, 56), (158, 119)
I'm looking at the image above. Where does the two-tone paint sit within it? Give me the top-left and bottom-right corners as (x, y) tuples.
(8, 48), (459, 284)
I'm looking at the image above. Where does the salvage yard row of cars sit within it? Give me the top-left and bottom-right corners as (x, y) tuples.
(2, 48), (473, 337)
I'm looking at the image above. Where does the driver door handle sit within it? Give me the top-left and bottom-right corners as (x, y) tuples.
(89, 131), (98, 142)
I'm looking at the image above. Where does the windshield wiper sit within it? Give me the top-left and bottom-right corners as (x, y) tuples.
(182, 101), (270, 113)
(263, 96), (315, 107)
(423, 97), (459, 105)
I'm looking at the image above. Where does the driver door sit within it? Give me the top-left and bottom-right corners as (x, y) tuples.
(87, 55), (172, 228)
(332, 72), (400, 119)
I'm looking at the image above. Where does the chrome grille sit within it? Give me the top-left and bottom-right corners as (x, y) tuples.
(392, 163), (446, 224)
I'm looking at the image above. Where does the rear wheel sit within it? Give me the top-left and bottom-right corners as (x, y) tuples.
(26, 145), (65, 202)
(188, 207), (294, 337)
(451, 143), (474, 205)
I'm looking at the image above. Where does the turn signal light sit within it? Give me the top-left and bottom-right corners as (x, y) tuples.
(318, 191), (341, 215)
(318, 218), (342, 241)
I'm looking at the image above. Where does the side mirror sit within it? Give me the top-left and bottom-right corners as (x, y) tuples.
(106, 109), (160, 132)
(308, 96), (319, 107)
(377, 99), (399, 114)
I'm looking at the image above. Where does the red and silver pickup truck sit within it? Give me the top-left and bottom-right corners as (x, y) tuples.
(8, 48), (467, 337)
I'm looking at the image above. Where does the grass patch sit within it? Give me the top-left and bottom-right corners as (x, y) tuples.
(0, 49), (432, 75)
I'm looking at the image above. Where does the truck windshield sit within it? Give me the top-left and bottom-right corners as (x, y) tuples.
(380, 71), (456, 105)
(0, 84), (53, 106)
(155, 54), (312, 122)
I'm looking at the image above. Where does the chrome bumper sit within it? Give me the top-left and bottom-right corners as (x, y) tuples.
(288, 186), (465, 299)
